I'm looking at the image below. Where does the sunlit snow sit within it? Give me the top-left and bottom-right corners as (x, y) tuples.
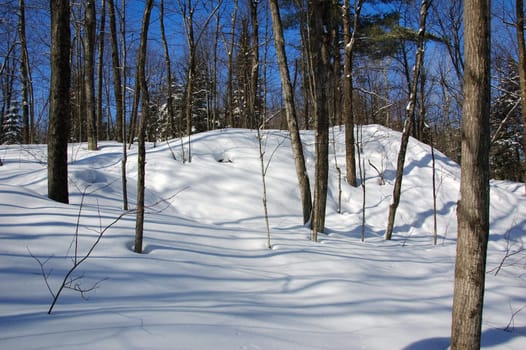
(0, 126), (524, 349)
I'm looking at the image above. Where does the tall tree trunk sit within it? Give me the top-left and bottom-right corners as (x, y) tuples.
(226, 0), (238, 128)
(342, 0), (363, 187)
(184, 53), (195, 162)
(160, 0), (175, 139)
(107, 0), (123, 142)
(179, 0), (222, 161)
(309, 0), (330, 241)
(18, 0), (31, 144)
(48, 0), (71, 204)
(450, 0), (491, 348)
(120, 0), (128, 210)
(96, 0), (106, 140)
(182, 0), (196, 162)
(248, 0), (259, 129)
(84, 0), (97, 150)
(385, 0), (430, 240)
(134, 0), (154, 254)
(269, 0), (312, 225)
(516, 0), (526, 191)
(211, 12), (220, 130)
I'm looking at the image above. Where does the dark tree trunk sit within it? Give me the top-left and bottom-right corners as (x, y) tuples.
(84, 0), (97, 150)
(48, 0), (71, 204)
(515, 0), (526, 190)
(309, 0), (330, 240)
(226, 0), (238, 128)
(160, 0), (175, 139)
(342, 0), (363, 187)
(248, 0), (259, 129)
(107, 0), (124, 142)
(450, 0), (491, 348)
(18, 0), (31, 144)
(96, 0), (106, 140)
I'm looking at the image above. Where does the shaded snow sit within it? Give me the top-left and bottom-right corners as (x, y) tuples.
(0, 125), (525, 349)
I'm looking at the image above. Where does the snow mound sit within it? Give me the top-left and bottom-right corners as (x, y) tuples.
(0, 126), (524, 350)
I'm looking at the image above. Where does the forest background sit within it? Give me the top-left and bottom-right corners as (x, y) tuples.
(0, 0), (524, 184)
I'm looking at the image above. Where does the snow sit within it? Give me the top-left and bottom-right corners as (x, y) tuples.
(1, 125), (525, 349)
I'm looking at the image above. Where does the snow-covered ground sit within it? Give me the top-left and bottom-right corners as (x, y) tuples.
(0, 125), (525, 349)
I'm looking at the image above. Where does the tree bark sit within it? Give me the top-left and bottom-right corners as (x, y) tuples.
(385, 0), (430, 240)
(248, 0), (259, 129)
(107, 0), (124, 142)
(450, 0), (491, 348)
(515, 0), (526, 190)
(226, 0), (238, 128)
(96, 0), (106, 140)
(134, 0), (154, 254)
(309, 0), (330, 240)
(269, 0), (312, 225)
(160, 0), (175, 139)
(84, 0), (97, 150)
(342, 0), (363, 187)
(18, 0), (32, 144)
(48, 0), (71, 204)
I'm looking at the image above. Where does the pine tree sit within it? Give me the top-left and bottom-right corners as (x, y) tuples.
(490, 58), (524, 181)
(2, 104), (22, 144)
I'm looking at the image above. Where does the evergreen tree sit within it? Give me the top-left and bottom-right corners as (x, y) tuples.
(2, 103), (22, 144)
(490, 58), (524, 181)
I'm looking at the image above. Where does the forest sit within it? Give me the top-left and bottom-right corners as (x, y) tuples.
(0, 0), (524, 182)
(0, 0), (525, 349)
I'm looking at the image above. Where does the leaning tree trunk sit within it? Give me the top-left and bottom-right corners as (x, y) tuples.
(450, 0), (491, 348)
(48, 0), (71, 204)
(134, 0), (154, 254)
(385, 0), (430, 240)
(269, 0), (312, 225)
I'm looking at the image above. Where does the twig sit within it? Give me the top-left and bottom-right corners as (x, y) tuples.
(504, 304), (526, 332)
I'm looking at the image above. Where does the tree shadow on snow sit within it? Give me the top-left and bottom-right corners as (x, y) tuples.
(402, 326), (526, 350)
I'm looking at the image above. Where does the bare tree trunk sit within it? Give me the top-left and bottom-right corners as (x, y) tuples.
(385, 0), (430, 240)
(248, 0), (259, 129)
(179, 0), (223, 162)
(96, 0), (106, 140)
(515, 0), (526, 192)
(309, 0), (330, 241)
(342, 0), (363, 187)
(450, 0), (491, 348)
(107, 0), (123, 142)
(48, 0), (71, 204)
(18, 0), (31, 144)
(356, 124), (366, 242)
(134, 0), (154, 254)
(120, 0), (128, 210)
(269, 0), (312, 225)
(225, 0), (238, 128)
(160, 0), (175, 139)
(84, 0), (97, 150)
(128, 65), (141, 147)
